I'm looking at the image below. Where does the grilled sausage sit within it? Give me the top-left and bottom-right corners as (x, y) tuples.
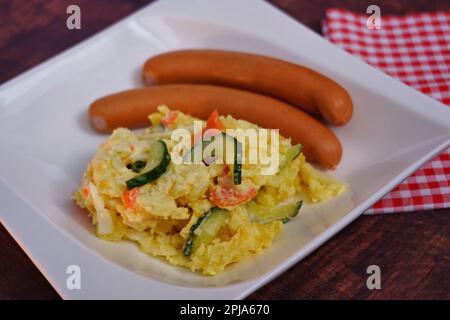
(142, 49), (353, 125)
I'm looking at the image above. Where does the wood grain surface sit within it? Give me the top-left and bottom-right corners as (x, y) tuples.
(0, 0), (449, 300)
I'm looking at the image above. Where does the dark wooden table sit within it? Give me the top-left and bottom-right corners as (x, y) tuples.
(1, 0), (449, 300)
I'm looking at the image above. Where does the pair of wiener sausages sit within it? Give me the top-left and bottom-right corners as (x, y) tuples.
(142, 50), (353, 126)
(89, 50), (353, 169)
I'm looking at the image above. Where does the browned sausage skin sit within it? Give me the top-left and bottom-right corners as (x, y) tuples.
(89, 84), (342, 169)
(142, 49), (353, 125)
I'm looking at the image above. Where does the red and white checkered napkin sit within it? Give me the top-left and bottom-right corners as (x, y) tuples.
(322, 9), (450, 214)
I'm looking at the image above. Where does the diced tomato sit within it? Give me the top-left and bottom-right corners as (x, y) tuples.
(161, 111), (178, 127)
(122, 187), (139, 209)
(209, 165), (256, 208)
(210, 185), (257, 208)
(192, 110), (223, 144)
(218, 165), (233, 188)
(222, 165), (231, 175)
(82, 185), (90, 197)
(206, 109), (222, 131)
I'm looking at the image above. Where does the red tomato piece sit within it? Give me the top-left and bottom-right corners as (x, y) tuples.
(122, 187), (139, 209)
(209, 165), (257, 208)
(206, 109), (223, 131)
(161, 111), (178, 127)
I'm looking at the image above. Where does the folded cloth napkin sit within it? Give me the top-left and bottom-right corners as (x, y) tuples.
(322, 9), (450, 214)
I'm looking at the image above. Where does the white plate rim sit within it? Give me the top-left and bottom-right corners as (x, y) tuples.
(0, 0), (449, 299)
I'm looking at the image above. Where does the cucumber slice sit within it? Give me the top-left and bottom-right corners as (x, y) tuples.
(247, 200), (302, 224)
(212, 133), (242, 185)
(280, 144), (303, 170)
(183, 132), (242, 185)
(126, 140), (171, 189)
(207, 133), (242, 185)
(183, 207), (228, 256)
(233, 139), (243, 185)
(182, 139), (210, 164)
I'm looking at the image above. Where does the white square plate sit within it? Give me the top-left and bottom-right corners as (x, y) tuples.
(0, 0), (449, 299)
